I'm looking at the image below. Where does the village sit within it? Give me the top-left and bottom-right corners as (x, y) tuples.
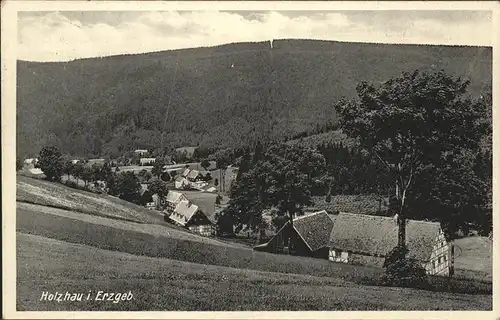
(20, 144), (459, 278)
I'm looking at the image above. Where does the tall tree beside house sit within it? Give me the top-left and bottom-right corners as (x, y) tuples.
(71, 162), (84, 185)
(147, 179), (169, 210)
(334, 69), (489, 249)
(257, 144), (326, 234)
(63, 160), (73, 181)
(116, 171), (142, 203)
(223, 143), (326, 239)
(151, 157), (165, 179)
(200, 159), (211, 171)
(81, 166), (94, 188)
(223, 172), (266, 234)
(38, 146), (64, 181)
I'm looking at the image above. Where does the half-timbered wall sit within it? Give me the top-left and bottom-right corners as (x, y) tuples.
(423, 229), (452, 276)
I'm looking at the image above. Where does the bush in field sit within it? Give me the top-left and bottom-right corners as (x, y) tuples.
(381, 245), (428, 289)
(38, 146), (64, 181)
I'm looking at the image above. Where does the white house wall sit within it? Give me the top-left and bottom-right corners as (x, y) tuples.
(424, 229), (451, 276)
(328, 249), (349, 263)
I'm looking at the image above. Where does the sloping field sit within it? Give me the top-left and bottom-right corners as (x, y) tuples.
(17, 233), (492, 311)
(454, 236), (493, 282)
(16, 202), (384, 280)
(17, 175), (164, 224)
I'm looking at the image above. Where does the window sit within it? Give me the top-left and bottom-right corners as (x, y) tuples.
(432, 261), (436, 268)
(443, 255), (447, 262)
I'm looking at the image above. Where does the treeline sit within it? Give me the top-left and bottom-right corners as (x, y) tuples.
(24, 146), (172, 208)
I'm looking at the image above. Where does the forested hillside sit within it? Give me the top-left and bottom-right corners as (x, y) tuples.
(17, 39), (492, 158)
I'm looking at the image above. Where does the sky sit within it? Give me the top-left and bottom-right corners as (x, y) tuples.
(17, 10), (492, 62)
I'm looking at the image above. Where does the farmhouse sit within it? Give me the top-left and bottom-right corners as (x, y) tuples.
(164, 190), (188, 212)
(175, 176), (190, 189)
(254, 211), (454, 276)
(328, 212), (453, 276)
(168, 199), (215, 237)
(254, 210), (334, 258)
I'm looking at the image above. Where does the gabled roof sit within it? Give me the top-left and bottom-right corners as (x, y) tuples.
(170, 200), (199, 226)
(329, 212), (442, 262)
(187, 170), (200, 179)
(180, 190), (217, 223)
(166, 190), (185, 204)
(292, 210), (335, 252)
(182, 169), (191, 177)
(262, 210), (334, 253)
(175, 176), (187, 183)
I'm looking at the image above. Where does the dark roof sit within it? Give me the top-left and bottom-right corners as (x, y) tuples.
(311, 194), (389, 215)
(293, 210), (335, 252)
(328, 212), (442, 262)
(179, 190), (217, 223)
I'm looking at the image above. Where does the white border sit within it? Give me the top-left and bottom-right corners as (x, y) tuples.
(2, 1), (499, 319)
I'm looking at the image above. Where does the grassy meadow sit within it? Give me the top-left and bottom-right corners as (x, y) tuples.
(17, 233), (492, 311)
(15, 176), (493, 310)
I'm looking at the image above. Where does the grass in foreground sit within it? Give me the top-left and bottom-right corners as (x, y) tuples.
(17, 233), (492, 311)
(17, 202), (492, 296)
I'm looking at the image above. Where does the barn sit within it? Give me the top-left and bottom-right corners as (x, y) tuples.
(168, 199), (215, 237)
(254, 210), (334, 259)
(254, 210), (454, 276)
(328, 212), (453, 276)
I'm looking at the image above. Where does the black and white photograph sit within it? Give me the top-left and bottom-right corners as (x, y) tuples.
(2, 1), (498, 317)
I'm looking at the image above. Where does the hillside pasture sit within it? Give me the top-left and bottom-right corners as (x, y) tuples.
(17, 233), (492, 311)
(16, 175), (165, 224)
(454, 236), (492, 282)
(17, 200), (492, 296)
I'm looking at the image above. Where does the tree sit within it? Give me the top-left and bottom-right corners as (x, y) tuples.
(200, 159), (211, 171)
(215, 194), (222, 205)
(38, 146), (64, 181)
(116, 172), (141, 203)
(71, 162), (84, 185)
(147, 179), (169, 209)
(258, 144), (326, 233)
(151, 157), (166, 179)
(335, 69), (489, 248)
(223, 144), (326, 236)
(81, 166), (94, 188)
(63, 160), (73, 181)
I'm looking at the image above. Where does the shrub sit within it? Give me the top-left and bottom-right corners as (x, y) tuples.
(381, 245), (428, 289)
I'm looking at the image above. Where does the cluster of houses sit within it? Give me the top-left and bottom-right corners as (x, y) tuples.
(254, 210), (454, 276)
(21, 149), (455, 276)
